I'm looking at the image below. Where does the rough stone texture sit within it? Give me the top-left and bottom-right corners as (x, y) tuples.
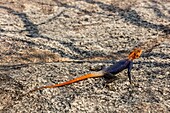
(0, 0), (170, 113)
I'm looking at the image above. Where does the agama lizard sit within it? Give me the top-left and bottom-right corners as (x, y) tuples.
(28, 48), (142, 93)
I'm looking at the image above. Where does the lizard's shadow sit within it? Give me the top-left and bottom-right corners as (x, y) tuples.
(103, 73), (119, 84)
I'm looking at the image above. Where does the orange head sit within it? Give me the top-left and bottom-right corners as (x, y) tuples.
(128, 48), (142, 60)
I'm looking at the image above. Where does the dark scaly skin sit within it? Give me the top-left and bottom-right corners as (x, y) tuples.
(28, 48), (142, 93)
(103, 59), (133, 83)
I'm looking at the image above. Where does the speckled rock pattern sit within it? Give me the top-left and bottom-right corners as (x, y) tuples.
(0, 0), (170, 112)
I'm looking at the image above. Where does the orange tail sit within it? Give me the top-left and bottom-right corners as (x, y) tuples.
(28, 71), (104, 93)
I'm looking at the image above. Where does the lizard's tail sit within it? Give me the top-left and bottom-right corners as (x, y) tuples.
(28, 71), (104, 93)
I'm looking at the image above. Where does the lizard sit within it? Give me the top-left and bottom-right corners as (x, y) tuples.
(28, 48), (142, 93)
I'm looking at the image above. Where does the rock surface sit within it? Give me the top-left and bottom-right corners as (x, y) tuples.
(0, 0), (170, 112)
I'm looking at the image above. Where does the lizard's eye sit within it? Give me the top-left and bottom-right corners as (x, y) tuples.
(135, 54), (139, 58)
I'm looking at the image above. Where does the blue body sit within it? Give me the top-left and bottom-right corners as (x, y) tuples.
(103, 59), (133, 83)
